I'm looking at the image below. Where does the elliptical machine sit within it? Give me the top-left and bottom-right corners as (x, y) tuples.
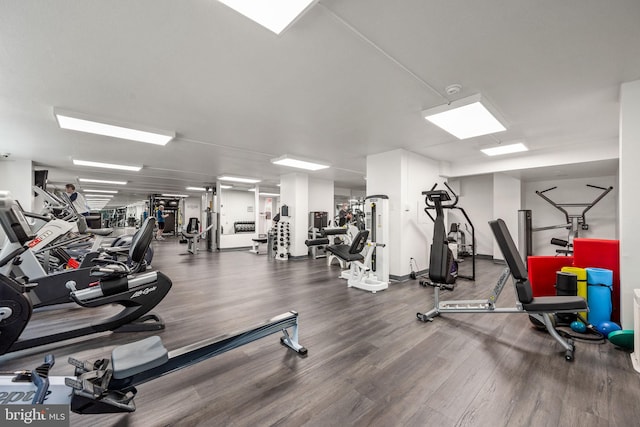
(421, 182), (475, 281)
(419, 188), (458, 289)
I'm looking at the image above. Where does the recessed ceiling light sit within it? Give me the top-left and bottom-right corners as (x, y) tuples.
(422, 94), (506, 140)
(271, 155), (330, 171)
(161, 193), (189, 198)
(260, 192), (280, 197)
(186, 186), (207, 191)
(73, 159), (142, 172)
(218, 176), (261, 184)
(82, 189), (118, 194)
(85, 194), (114, 198)
(55, 108), (174, 145)
(220, 185), (233, 189)
(79, 178), (127, 185)
(218, 0), (317, 35)
(481, 143), (528, 156)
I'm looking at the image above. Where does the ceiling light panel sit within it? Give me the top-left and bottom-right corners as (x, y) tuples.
(85, 194), (114, 198)
(481, 143), (528, 156)
(271, 155), (330, 171)
(73, 159), (142, 171)
(186, 187), (207, 191)
(161, 193), (189, 198)
(55, 109), (174, 145)
(79, 178), (127, 185)
(423, 94), (506, 140)
(218, 176), (261, 184)
(82, 189), (118, 194)
(260, 192), (280, 197)
(218, 0), (317, 35)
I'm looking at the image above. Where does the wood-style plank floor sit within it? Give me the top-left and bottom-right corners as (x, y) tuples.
(2, 238), (639, 427)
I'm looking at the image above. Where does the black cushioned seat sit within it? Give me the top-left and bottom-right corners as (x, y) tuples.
(252, 238), (268, 243)
(522, 296), (587, 312)
(321, 228), (348, 236)
(305, 238), (330, 246)
(326, 245), (364, 262)
(326, 230), (369, 262)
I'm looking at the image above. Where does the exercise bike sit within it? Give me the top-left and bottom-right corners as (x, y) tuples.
(0, 192), (170, 355)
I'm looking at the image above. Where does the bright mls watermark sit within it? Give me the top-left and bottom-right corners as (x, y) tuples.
(1, 405), (69, 426)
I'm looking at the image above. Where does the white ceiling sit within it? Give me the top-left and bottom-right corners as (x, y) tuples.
(1, 0), (638, 207)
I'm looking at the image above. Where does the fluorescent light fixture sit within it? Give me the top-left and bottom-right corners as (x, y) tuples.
(218, 176), (261, 184)
(481, 143), (528, 156)
(73, 159), (142, 172)
(54, 108), (174, 145)
(276, 184), (281, 187)
(260, 192), (280, 197)
(82, 189), (118, 194)
(271, 155), (330, 171)
(349, 199), (359, 203)
(218, 0), (317, 35)
(85, 194), (114, 198)
(220, 185), (233, 189)
(422, 94), (507, 140)
(79, 178), (127, 185)
(248, 188), (256, 192)
(161, 193), (189, 198)
(186, 186), (207, 191)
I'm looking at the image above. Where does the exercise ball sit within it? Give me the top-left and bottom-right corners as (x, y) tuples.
(595, 321), (622, 337)
(570, 321), (587, 333)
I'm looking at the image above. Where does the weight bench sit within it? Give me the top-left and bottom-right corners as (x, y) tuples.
(181, 218), (214, 255)
(250, 235), (268, 254)
(417, 218), (588, 361)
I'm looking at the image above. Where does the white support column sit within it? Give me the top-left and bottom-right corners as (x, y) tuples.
(492, 173), (522, 260)
(280, 173), (309, 257)
(367, 149), (441, 279)
(0, 159), (33, 211)
(619, 79), (640, 329)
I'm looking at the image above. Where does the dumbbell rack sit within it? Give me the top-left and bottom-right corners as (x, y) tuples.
(275, 219), (290, 261)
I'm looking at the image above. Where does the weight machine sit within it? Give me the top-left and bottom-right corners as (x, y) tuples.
(518, 184), (613, 259)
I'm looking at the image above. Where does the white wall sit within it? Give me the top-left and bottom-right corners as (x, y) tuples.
(450, 174), (494, 256)
(493, 173), (522, 260)
(183, 197), (202, 228)
(523, 176), (617, 256)
(399, 151), (443, 277)
(619, 79), (640, 328)
(219, 189), (255, 234)
(0, 159), (33, 211)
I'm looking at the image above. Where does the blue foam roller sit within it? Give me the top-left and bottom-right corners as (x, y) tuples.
(586, 267), (613, 325)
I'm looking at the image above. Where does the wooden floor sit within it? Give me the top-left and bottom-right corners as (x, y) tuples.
(2, 238), (639, 427)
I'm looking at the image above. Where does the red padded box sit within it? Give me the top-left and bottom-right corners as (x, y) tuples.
(527, 256), (574, 297)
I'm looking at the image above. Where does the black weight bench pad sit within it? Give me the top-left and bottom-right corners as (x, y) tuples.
(252, 238), (268, 243)
(321, 228), (347, 236)
(306, 238), (330, 246)
(326, 245), (364, 262)
(112, 335), (169, 379)
(522, 296), (587, 313)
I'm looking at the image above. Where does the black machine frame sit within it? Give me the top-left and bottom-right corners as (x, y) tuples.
(423, 182), (476, 281)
